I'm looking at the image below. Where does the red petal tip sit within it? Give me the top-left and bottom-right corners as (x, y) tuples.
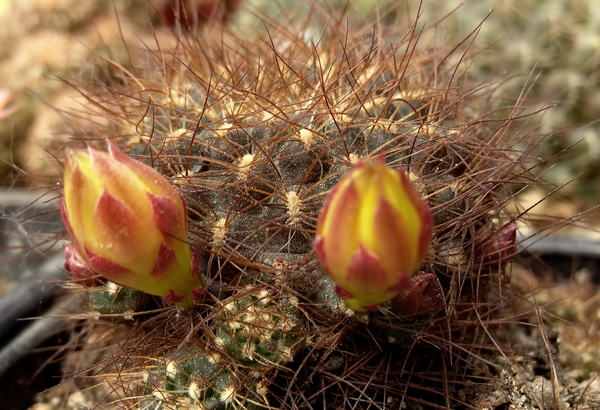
(106, 139), (119, 155)
(192, 287), (204, 302)
(147, 192), (185, 234)
(85, 247), (133, 281)
(346, 244), (387, 289)
(334, 284), (354, 301)
(150, 243), (177, 280)
(162, 290), (185, 304)
(314, 236), (327, 268)
(385, 273), (412, 294)
(190, 248), (200, 280)
(361, 303), (381, 311)
(64, 244), (98, 286)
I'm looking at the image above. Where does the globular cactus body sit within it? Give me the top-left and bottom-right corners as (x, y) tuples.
(215, 288), (303, 365)
(86, 282), (148, 323)
(141, 347), (265, 409)
(48, 3), (528, 409)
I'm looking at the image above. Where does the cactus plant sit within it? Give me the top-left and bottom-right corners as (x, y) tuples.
(140, 347), (266, 409)
(86, 282), (149, 323)
(215, 287), (303, 366)
(37, 2), (542, 409)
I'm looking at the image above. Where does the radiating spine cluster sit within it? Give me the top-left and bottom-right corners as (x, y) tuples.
(215, 287), (303, 365)
(141, 347), (266, 409)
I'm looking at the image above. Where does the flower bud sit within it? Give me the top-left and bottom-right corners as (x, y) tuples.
(314, 158), (432, 312)
(391, 271), (443, 317)
(159, 0), (244, 27)
(61, 140), (203, 308)
(473, 223), (517, 268)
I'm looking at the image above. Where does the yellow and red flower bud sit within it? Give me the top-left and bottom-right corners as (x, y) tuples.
(314, 158), (432, 312)
(61, 141), (203, 308)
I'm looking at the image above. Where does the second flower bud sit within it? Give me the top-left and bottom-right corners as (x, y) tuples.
(314, 158), (433, 312)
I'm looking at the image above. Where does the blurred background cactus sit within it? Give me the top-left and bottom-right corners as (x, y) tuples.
(2, 0), (600, 409)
